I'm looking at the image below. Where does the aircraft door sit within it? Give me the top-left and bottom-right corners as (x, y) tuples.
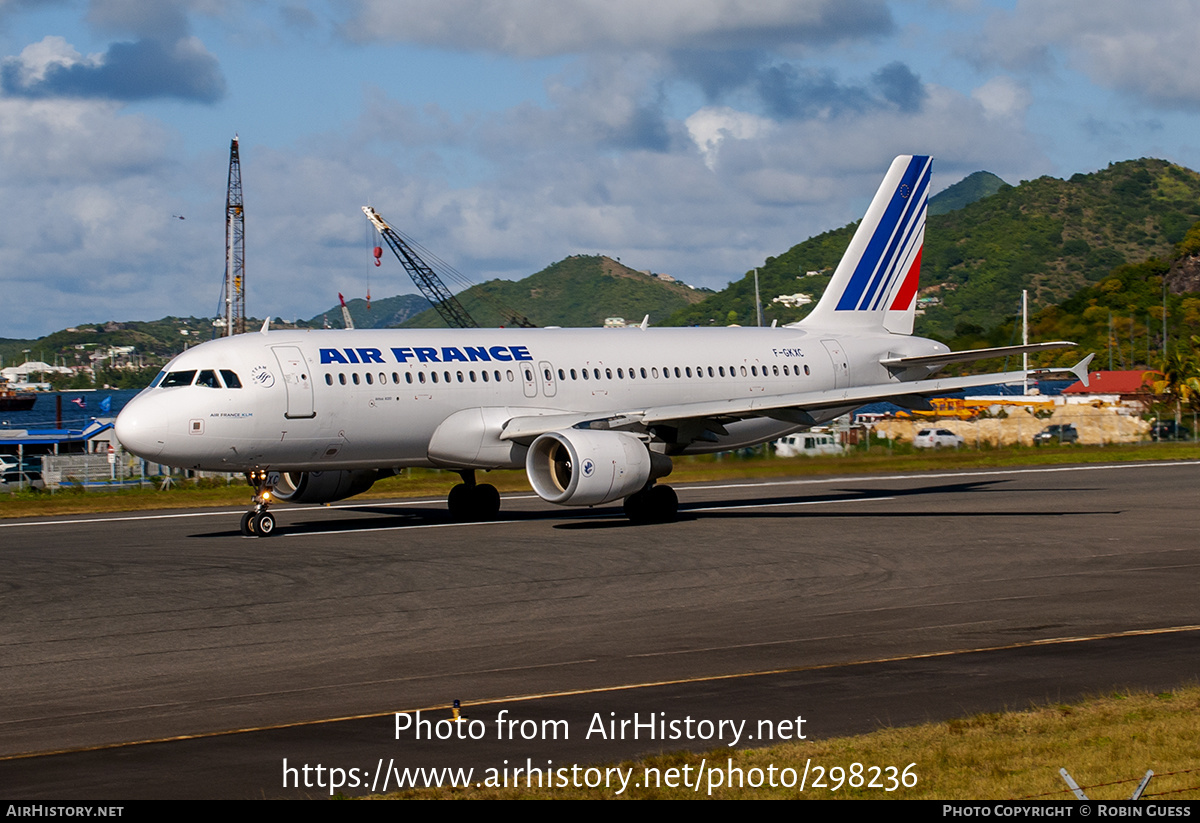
(272, 345), (316, 419)
(522, 363), (538, 398)
(821, 339), (849, 389)
(538, 361), (557, 397)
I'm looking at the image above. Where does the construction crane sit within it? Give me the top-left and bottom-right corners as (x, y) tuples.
(363, 206), (536, 329)
(362, 206), (478, 329)
(338, 293), (354, 330)
(220, 135), (246, 336)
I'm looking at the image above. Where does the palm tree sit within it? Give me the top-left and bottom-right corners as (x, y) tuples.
(1151, 340), (1200, 423)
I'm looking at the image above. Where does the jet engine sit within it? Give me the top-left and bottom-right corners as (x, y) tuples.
(266, 469), (383, 504)
(525, 430), (671, 506)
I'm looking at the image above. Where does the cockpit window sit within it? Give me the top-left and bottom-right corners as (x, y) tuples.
(161, 370), (196, 388)
(196, 370), (220, 388)
(220, 370), (242, 388)
(149, 370), (166, 388)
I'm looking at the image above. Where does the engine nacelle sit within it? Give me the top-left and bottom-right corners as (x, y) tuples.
(266, 470), (382, 504)
(526, 430), (670, 506)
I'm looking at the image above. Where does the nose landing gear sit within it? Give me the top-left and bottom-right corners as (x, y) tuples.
(241, 471), (279, 537)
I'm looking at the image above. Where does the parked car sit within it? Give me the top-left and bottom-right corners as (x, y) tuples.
(774, 431), (845, 457)
(913, 428), (964, 449)
(1034, 423), (1079, 445)
(1151, 420), (1191, 441)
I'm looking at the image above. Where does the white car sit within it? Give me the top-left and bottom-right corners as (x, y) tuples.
(913, 428), (965, 449)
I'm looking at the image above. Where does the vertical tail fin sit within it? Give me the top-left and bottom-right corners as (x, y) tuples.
(799, 155), (930, 335)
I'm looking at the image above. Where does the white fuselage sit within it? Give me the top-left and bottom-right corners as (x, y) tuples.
(114, 325), (943, 474)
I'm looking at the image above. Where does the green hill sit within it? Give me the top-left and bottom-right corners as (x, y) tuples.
(928, 171), (1008, 216)
(304, 293), (431, 330)
(399, 255), (705, 328)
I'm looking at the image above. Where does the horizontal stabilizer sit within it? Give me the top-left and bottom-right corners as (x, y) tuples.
(880, 341), (1076, 371)
(1030, 354), (1095, 388)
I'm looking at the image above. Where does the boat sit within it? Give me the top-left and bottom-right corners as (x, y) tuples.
(0, 377), (35, 412)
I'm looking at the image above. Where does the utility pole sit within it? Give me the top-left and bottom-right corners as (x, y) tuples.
(223, 135), (246, 336)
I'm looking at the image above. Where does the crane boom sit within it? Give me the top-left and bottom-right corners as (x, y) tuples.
(362, 206), (478, 329)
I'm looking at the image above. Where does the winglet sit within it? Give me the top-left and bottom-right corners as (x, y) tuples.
(1071, 353), (1094, 388)
(260, 318), (270, 335)
(640, 315), (649, 330)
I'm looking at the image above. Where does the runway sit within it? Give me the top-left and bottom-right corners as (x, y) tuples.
(2, 460), (1198, 797)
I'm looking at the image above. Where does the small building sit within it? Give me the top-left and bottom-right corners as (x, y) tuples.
(1062, 370), (1160, 411)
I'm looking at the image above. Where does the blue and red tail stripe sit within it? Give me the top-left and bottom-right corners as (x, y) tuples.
(834, 155), (930, 313)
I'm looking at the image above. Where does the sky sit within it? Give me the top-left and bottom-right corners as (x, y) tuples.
(3, 0), (1200, 339)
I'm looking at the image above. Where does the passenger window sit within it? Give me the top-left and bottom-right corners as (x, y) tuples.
(325, 374), (332, 386)
(352, 373), (360, 385)
(162, 370), (196, 387)
(339, 374), (347, 385)
(220, 369), (242, 388)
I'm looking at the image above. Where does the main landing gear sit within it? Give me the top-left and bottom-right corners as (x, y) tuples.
(447, 470), (501, 522)
(623, 483), (678, 524)
(241, 471), (278, 537)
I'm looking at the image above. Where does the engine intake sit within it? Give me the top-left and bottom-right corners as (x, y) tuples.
(526, 430), (670, 506)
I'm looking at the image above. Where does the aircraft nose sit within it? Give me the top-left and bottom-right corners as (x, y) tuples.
(114, 392), (168, 459)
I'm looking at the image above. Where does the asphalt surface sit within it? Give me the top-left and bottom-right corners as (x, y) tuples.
(2, 460), (1198, 798)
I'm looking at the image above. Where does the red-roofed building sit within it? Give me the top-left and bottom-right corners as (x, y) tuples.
(1062, 370), (1161, 409)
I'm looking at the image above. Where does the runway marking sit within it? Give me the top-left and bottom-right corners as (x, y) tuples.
(1, 460), (1194, 531)
(691, 459), (1200, 493)
(5, 623), (1198, 761)
(688, 496), (894, 513)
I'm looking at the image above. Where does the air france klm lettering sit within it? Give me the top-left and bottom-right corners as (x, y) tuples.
(115, 156), (1088, 536)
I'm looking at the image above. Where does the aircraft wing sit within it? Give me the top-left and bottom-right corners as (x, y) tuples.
(499, 355), (1091, 444)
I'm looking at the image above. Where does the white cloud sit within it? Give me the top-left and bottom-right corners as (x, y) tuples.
(5, 36), (98, 86)
(975, 0), (1200, 110)
(686, 106), (774, 169)
(343, 0), (892, 56)
(971, 76), (1031, 122)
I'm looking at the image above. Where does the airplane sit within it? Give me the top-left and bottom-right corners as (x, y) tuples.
(114, 155), (1091, 536)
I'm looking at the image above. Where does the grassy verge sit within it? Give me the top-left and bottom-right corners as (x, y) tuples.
(3, 441), (1199, 520)
(377, 686), (1200, 799)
